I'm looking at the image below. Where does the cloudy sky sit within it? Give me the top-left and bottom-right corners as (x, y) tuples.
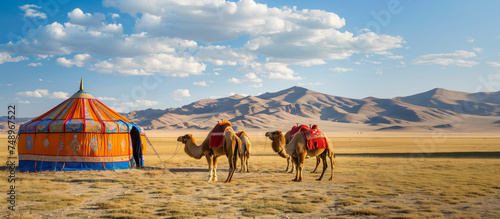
(1, 0), (499, 117)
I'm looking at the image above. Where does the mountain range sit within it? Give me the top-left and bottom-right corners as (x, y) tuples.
(126, 86), (500, 132)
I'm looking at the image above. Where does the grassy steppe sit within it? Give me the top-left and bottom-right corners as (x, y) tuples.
(1, 135), (499, 218)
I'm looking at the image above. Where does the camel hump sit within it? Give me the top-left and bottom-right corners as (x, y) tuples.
(237, 130), (247, 138)
(212, 121), (232, 133)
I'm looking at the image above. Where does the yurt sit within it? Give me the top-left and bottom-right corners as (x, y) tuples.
(17, 80), (147, 171)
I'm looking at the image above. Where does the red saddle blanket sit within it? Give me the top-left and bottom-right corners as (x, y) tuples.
(299, 125), (328, 150)
(209, 122), (232, 148)
(290, 125), (309, 140)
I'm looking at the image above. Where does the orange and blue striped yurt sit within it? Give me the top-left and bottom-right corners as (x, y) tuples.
(17, 80), (147, 171)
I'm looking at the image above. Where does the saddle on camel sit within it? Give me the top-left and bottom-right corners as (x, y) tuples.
(209, 121), (233, 149)
(290, 124), (328, 150)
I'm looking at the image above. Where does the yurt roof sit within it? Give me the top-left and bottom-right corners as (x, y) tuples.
(20, 79), (137, 134)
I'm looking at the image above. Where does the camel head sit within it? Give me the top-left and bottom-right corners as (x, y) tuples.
(265, 130), (286, 153)
(177, 134), (195, 144)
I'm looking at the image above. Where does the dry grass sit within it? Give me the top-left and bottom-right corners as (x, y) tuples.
(0, 135), (499, 218)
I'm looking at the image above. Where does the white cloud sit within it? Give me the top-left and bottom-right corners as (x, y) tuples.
(2, 22), (195, 57)
(240, 62), (301, 80)
(251, 83), (263, 88)
(56, 53), (92, 67)
(18, 100), (31, 104)
(90, 54), (206, 76)
(19, 4), (47, 19)
(195, 45), (256, 66)
(68, 8), (105, 27)
(489, 62), (500, 67)
(243, 73), (263, 83)
(39, 78), (43, 82)
(229, 92), (249, 97)
(413, 50), (478, 67)
(473, 47), (483, 53)
(214, 72), (220, 76)
(103, 0), (404, 65)
(3, 0), (405, 79)
(376, 69), (383, 75)
(97, 96), (117, 101)
(330, 67), (353, 72)
(227, 78), (242, 84)
(268, 72), (302, 80)
(193, 81), (212, 87)
(17, 89), (48, 98)
(374, 51), (403, 59)
(358, 28), (371, 33)
(29, 62), (42, 67)
(227, 73), (262, 84)
(172, 89), (191, 100)
(466, 38), (474, 43)
(353, 61), (361, 65)
(51, 92), (70, 99)
(0, 52), (27, 64)
(16, 89), (69, 99)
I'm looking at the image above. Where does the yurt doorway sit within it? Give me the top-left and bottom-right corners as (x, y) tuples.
(130, 126), (142, 168)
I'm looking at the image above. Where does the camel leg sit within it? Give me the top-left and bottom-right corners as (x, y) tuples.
(297, 153), (307, 182)
(246, 155), (250, 172)
(311, 156), (321, 173)
(317, 153), (328, 181)
(240, 154), (245, 172)
(225, 143), (238, 183)
(224, 153), (233, 183)
(286, 157), (291, 172)
(329, 151), (335, 181)
(213, 156), (219, 182)
(206, 156), (214, 182)
(292, 157), (300, 181)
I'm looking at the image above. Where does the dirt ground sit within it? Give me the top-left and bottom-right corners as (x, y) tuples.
(1, 134), (500, 218)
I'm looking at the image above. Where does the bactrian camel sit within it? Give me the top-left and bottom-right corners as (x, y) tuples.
(237, 130), (251, 172)
(265, 130), (335, 182)
(177, 127), (241, 183)
(284, 130), (322, 173)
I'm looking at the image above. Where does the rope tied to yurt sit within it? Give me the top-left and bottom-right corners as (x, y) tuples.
(145, 135), (167, 170)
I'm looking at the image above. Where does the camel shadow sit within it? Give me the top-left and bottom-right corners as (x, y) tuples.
(168, 168), (209, 173)
(168, 168), (229, 173)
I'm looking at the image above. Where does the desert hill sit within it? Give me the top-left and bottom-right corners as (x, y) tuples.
(126, 86), (500, 132)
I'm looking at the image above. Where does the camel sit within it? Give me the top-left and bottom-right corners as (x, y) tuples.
(265, 130), (335, 182)
(284, 130), (321, 173)
(237, 130), (251, 172)
(177, 123), (241, 183)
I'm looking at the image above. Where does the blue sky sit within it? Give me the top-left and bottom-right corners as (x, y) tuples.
(1, 0), (499, 117)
